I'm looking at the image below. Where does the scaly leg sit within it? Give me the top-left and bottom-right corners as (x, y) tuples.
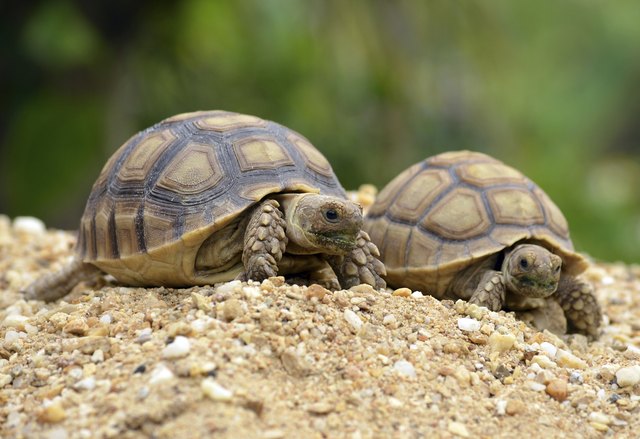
(468, 270), (506, 311)
(241, 199), (288, 282)
(23, 258), (102, 302)
(327, 230), (386, 290)
(554, 275), (601, 337)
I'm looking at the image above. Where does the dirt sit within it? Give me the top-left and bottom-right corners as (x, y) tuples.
(0, 213), (639, 439)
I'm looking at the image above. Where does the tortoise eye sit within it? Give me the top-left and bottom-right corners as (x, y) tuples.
(519, 258), (530, 269)
(324, 208), (339, 223)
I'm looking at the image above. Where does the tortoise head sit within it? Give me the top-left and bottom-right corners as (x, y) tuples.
(280, 194), (363, 255)
(502, 244), (562, 298)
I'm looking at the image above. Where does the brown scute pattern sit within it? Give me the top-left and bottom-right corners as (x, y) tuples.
(118, 130), (176, 182)
(157, 142), (222, 194)
(194, 112), (266, 132)
(286, 132), (335, 178)
(365, 150), (579, 290)
(366, 162), (423, 217)
(233, 137), (295, 171)
(78, 110), (346, 263)
(424, 188), (490, 240)
(389, 169), (451, 223)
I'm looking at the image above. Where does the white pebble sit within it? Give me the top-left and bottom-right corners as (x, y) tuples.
(343, 309), (363, 332)
(74, 377), (96, 391)
(13, 216), (46, 235)
(202, 378), (233, 401)
(589, 411), (610, 425)
(46, 427), (69, 439)
(242, 285), (262, 299)
(623, 345), (640, 359)
(531, 355), (556, 369)
(68, 368), (83, 380)
(4, 330), (20, 343)
(540, 342), (558, 358)
(135, 328), (153, 344)
(91, 349), (104, 363)
(149, 363), (174, 385)
(495, 399), (507, 416)
(615, 365), (640, 387)
(556, 349), (588, 369)
(2, 314), (29, 330)
(601, 276), (615, 286)
(383, 314), (397, 325)
(99, 314), (112, 325)
(388, 397), (403, 408)
(569, 371), (584, 384)
(411, 291), (424, 298)
(393, 360), (416, 378)
(190, 319), (208, 333)
(457, 317), (481, 332)
(0, 373), (12, 387)
(162, 336), (191, 359)
(527, 381), (547, 392)
(216, 280), (242, 295)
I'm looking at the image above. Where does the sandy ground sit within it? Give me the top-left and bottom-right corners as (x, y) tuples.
(0, 214), (639, 439)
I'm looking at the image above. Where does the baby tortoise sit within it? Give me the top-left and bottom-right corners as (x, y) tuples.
(25, 110), (386, 301)
(365, 150), (601, 337)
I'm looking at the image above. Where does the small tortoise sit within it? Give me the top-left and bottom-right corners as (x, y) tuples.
(365, 150), (601, 337)
(26, 110), (386, 301)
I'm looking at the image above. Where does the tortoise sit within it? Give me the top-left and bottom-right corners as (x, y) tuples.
(25, 110), (386, 301)
(364, 150), (601, 337)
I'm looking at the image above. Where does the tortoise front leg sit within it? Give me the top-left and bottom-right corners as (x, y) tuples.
(241, 199), (288, 281)
(468, 270), (506, 311)
(554, 275), (601, 337)
(326, 230), (386, 290)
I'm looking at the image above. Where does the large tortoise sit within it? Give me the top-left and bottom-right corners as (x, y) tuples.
(365, 150), (601, 337)
(26, 110), (386, 301)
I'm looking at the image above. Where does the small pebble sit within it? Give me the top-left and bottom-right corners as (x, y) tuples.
(528, 381), (547, 392)
(623, 345), (640, 359)
(393, 360), (416, 379)
(411, 291), (424, 298)
(149, 364), (174, 384)
(540, 342), (558, 358)
(392, 288), (411, 297)
(2, 314), (29, 330)
(216, 280), (242, 295)
(344, 309), (363, 332)
(13, 216), (46, 235)
(505, 399), (525, 415)
(135, 328), (153, 344)
(202, 378), (233, 401)
(91, 350), (104, 363)
(99, 314), (112, 325)
(162, 336), (191, 359)
(0, 373), (12, 387)
(222, 299), (244, 322)
(531, 355), (556, 369)
(38, 402), (66, 423)
(74, 377), (96, 391)
(615, 365), (640, 387)
(457, 318), (481, 332)
(488, 332), (516, 354)
(447, 421), (469, 438)
(588, 411), (611, 425)
(556, 349), (588, 369)
(546, 379), (568, 401)
(4, 330), (20, 343)
(495, 399), (507, 415)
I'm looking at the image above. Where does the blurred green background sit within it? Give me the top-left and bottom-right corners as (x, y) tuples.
(1, 0), (639, 263)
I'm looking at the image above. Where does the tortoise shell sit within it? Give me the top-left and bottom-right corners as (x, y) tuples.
(364, 150), (588, 295)
(77, 110), (346, 286)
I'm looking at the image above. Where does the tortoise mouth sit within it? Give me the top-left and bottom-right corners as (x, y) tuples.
(312, 231), (357, 254)
(513, 275), (558, 298)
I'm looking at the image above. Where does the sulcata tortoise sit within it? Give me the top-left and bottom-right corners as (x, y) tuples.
(365, 150), (601, 337)
(25, 110), (386, 301)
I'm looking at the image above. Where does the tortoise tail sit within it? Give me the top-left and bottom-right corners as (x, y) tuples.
(23, 259), (102, 302)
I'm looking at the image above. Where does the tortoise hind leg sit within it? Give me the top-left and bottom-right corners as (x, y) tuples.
(554, 275), (602, 337)
(23, 259), (102, 302)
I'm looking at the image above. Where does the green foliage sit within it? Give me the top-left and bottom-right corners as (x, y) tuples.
(1, 0), (639, 263)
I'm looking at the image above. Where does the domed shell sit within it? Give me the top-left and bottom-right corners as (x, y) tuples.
(365, 150), (588, 295)
(76, 110), (346, 286)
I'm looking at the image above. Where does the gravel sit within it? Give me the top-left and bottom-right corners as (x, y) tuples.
(1, 213), (639, 438)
